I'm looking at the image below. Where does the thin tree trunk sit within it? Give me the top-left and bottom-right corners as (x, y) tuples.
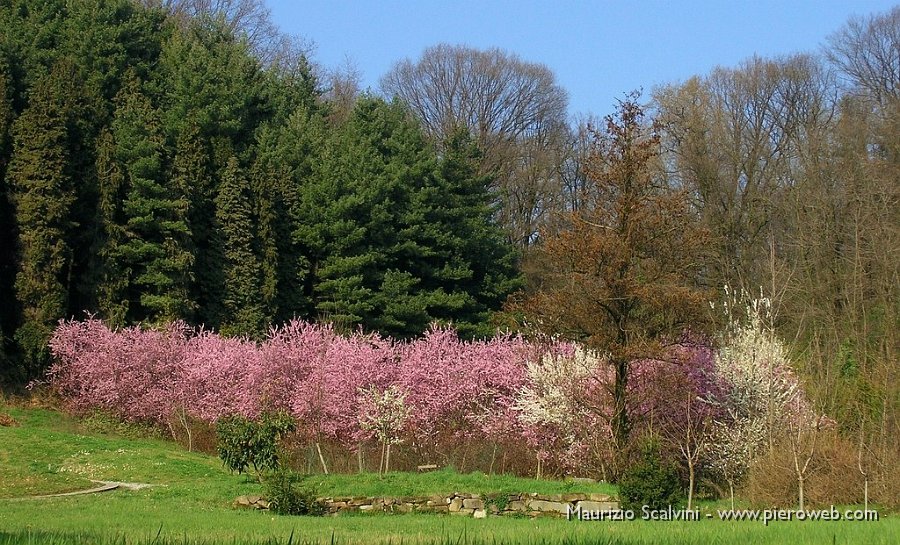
(357, 443), (364, 473)
(385, 443), (391, 474)
(315, 441), (329, 474)
(687, 462), (695, 511)
(729, 481), (735, 510)
(488, 443), (498, 475)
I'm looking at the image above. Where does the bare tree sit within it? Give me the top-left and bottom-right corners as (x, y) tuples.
(826, 6), (900, 106)
(381, 44), (569, 247)
(141, 0), (314, 71)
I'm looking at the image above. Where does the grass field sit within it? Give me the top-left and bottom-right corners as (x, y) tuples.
(0, 403), (896, 544)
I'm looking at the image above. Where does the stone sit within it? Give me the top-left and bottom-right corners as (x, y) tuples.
(574, 500), (619, 512)
(359, 504), (374, 512)
(233, 495), (252, 508)
(255, 499), (269, 510)
(527, 499), (569, 514)
(561, 493), (587, 502)
(507, 500), (527, 511)
(589, 493), (613, 502)
(448, 498), (463, 512)
(451, 508), (475, 516)
(462, 498), (484, 510)
(473, 509), (487, 519)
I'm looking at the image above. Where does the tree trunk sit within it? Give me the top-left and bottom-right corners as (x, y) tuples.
(357, 443), (364, 473)
(729, 481), (735, 510)
(385, 443), (391, 474)
(612, 357), (629, 475)
(687, 461), (695, 511)
(315, 441), (329, 474)
(798, 475), (805, 511)
(488, 443), (498, 475)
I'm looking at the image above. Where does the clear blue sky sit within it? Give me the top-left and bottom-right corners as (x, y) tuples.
(266, 0), (898, 118)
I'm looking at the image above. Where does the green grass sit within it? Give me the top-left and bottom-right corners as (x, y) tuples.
(0, 404), (897, 544)
(308, 468), (616, 498)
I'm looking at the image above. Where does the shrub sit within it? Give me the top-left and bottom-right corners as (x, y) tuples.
(216, 412), (295, 478)
(618, 439), (683, 510)
(265, 471), (325, 516)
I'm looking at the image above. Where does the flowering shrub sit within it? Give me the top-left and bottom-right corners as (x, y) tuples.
(44, 307), (816, 479)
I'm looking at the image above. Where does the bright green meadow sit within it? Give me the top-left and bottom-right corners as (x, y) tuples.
(0, 404), (896, 544)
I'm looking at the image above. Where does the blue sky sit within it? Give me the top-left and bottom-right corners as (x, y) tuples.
(266, 0), (898, 118)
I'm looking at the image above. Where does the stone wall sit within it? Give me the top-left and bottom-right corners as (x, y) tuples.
(322, 492), (618, 518)
(233, 492), (617, 518)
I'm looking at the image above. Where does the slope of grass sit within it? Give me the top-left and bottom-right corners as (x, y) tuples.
(0, 404), (897, 545)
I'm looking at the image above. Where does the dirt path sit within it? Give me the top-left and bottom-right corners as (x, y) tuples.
(25, 480), (159, 499)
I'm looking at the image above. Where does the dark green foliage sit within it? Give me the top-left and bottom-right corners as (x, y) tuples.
(113, 74), (194, 324)
(6, 60), (80, 373)
(91, 129), (129, 327)
(618, 439), (684, 511)
(171, 119), (223, 328)
(264, 470), (326, 516)
(216, 412), (295, 478)
(216, 157), (266, 337)
(0, 1), (526, 380)
(307, 98), (521, 338)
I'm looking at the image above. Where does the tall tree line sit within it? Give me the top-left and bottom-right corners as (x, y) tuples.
(0, 0), (520, 381)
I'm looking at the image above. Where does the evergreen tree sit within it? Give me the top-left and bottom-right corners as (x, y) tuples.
(216, 157), (265, 337)
(113, 74), (194, 324)
(91, 129), (129, 327)
(171, 118), (223, 327)
(6, 61), (79, 373)
(0, 61), (16, 372)
(307, 98), (521, 338)
(416, 129), (523, 338)
(253, 102), (325, 324)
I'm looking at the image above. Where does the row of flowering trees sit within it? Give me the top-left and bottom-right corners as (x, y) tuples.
(45, 293), (817, 489)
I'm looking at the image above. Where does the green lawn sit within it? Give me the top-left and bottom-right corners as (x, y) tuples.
(0, 404), (897, 544)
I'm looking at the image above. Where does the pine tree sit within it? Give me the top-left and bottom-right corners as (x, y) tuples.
(92, 129), (129, 327)
(418, 129), (522, 338)
(171, 118), (223, 327)
(216, 157), (265, 337)
(113, 74), (194, 324)
(0, 61), (16, 373)
(6, 61), (79, 372)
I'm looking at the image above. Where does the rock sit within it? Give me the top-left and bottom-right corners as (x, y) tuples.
(527, 499), (569, 514)
(359, 504), (374, 512)
(233, 495), (252, 508)
(507, 500), (527, 511)
(575, 500), (618, 512)
(561, 493), (588, 502)
(256, 499), (269, 510)
(448, 498), (463, 512)
(473, 509), (487, 519)
(417, 464), (439, 472)
(462, 498), (484, 510)
(589, 493), (613, 502)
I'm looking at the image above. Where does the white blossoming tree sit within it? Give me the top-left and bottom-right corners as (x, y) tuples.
(358, 385), (410, 475)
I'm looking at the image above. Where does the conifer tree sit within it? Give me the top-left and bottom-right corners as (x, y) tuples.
(92, 129), (129, 326)
(113, 74), (194, 324)
(0, 62), (16, 370)
(7, 61), (79, 372)
(216, 157), (265, 337)
(171, 118), (223, 327)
